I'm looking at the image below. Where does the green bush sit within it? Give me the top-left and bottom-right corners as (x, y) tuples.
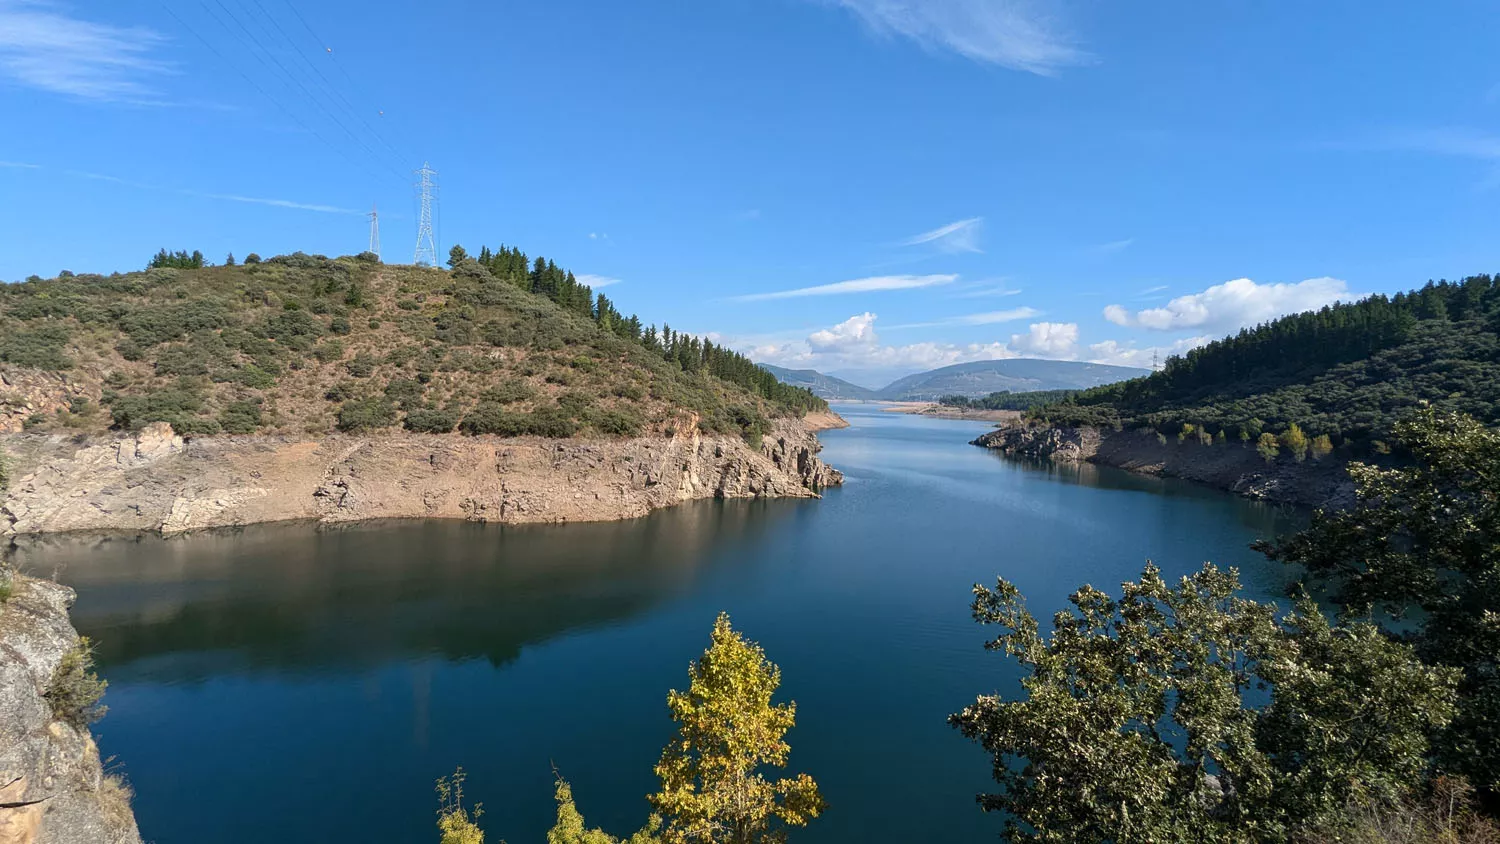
(314, 339), (346, 363)
(337, 397), (396, 432)
(591, 407), (643, 437)
(0, 324), (73, 370)
(218, 399), (263, 434)
(404, 407), (458, 433)
(45, 637), (107, 728)
(108, 382), (208, 431)
(480, 381), (534, 404)
(346, 353), (378, 378)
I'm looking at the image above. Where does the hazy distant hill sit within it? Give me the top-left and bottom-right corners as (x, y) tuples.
(877, 360), (1148, 401)
(758, 364), (878, 400)
(758, 358), (1149, 402)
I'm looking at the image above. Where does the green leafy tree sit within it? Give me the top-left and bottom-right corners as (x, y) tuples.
(448, 245), (469, 268)
(1310, 433), (1334, 459)
(1258, 408), (1500, 797)
(1258, 432), (1281, 463)
(951, 563), (1458, 843)
(649, 613), (825, 844)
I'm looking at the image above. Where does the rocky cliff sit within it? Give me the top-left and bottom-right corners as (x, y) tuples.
(0, 416), (843, 537)
(0, 575), (142, 844)
(973, 422), (1353, 508)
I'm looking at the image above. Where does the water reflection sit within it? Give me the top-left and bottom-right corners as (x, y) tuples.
(12, 500), (805, 681)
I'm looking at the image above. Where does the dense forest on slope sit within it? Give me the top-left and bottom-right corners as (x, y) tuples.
(0, 247), (823, 441)
(939, 389), (1078, 411)
(1029, 275), (1500, 451)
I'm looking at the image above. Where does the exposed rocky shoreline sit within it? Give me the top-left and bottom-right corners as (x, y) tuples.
(0, 414), (844, 537)
(0, 575), (143, 844)
(972, 422), (1354, 508)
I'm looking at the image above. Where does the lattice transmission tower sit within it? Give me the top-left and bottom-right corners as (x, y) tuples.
(367, 203), (380, 260)
(413, 162), (438, 266)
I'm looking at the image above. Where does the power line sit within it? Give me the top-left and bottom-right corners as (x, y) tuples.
(206, 0), (405, 184)
(276, 0), (411, 167)
(162, 4), (383, 185)
(243, 0), (411, 174)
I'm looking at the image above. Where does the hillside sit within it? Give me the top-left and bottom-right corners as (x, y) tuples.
(1027, 275), (1500, 452)
(0, 249), (825, 444)
(758, 364), (877, 400)
(874, 359), (1148, 401)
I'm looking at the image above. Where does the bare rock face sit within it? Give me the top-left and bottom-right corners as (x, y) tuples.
(0, 370), (94, 436)
(1, 417), (843, 537)
(973, 422), (1352, 508)
(0, 577), (142, 844)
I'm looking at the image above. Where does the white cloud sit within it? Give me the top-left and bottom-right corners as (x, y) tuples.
(821, 0), (1092, 75)
(889, 306), (1041, 329)
(808, 312), (879, 352)
(899, 217), (983, 253)
(1104, 277), (1352, 333)
(1087, 336), (1212, 369)
(731, 273), (957, 302)
(0, 1), (171, 101)
(0, 159), (40, 169)
(1008, 321), (1079, 357)
(1092, 237), (1135, 253)
(576, 273), (622, 289)
(952, 282), (1022, 298)
(40, 164), (362, 214)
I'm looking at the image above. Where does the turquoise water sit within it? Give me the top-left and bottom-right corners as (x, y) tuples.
(18, 404), (1296, 843)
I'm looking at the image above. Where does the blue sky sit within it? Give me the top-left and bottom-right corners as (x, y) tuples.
(3, 0), (1500, 387)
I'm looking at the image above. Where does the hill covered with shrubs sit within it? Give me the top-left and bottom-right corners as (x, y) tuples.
(1028, 275), (1500, 454)
(0, 248), (824, 443)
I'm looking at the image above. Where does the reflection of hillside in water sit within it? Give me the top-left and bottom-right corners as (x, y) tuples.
(979, 450), (1296, 538)
(12, 500), (801, 681)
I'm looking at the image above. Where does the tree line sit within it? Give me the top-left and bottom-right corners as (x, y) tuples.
(1030, 275), (1500, 453)
(455, 243), (826, 415)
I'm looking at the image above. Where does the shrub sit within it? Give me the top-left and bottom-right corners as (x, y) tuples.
(404, 407), (458, 433)
(383, 377), (424, 408)
(527, 405), (578, 438)
(109, 382), (207, 431)
(480, 381), (534, 405)
(460, 402), (528, 436)
(329, 315), (351, 335)
(46, 637), (107, 728)
(218, 399), (263, 434)
(314, 339), (346, 363)
(591, 407), (643, 437)
(233, 365), (278, 389)
(1258, 432), (1281, 463)
(336, 397), (396, 432)
(244, 253), (261, 264)
(346, 353), (378, 378)
(0, 324), (73, 370)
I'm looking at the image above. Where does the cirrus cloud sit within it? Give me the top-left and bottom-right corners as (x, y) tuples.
(0, 0), (172, 102)
(730, 273), (957, 302)
(1104, 277), (1352, 333)
(820, 0), (1092, 76)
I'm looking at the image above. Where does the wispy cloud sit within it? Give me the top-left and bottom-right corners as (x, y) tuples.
(1139, 284), (1169, 295)
(888, 306), (1041, 329)
(820, 0), (1092, 75)
(730, 273), (957, 302)
(899, 217), (983, 253)
(0, 159), (40, 169)
(0, 0), (173, 102)
(576, 273), (623, 289)
(30, 162), (362, 215)
(1091, 237), (1135, 253)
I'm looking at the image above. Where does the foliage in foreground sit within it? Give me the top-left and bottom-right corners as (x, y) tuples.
(951, 563), (1458, 842)
(437, 613), (821, 844)
(1258, 407), (1500, 800)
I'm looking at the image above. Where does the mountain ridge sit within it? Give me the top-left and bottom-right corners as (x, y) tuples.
(760, 359), (1150, 401)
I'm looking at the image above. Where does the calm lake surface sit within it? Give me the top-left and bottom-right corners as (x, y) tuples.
(14, 404), (1298, 843)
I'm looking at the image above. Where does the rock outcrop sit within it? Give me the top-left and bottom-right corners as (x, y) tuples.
(0, 417), (843, 537)
(0, 576), (142, 844)
(973, 422), (1354, 508)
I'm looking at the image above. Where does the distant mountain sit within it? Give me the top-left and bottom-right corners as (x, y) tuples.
(758, 364), (878, 400)
(874, 360), (1150, 401)
(758, 359), (1149, 402)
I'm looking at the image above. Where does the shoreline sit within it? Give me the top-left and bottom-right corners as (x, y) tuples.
(876, 402), (1022, 423)
(972, 422), (1353, 508)
(1, 415), (844, 538)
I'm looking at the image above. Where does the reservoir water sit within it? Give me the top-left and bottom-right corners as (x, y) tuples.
(14, 404), (1298, 843)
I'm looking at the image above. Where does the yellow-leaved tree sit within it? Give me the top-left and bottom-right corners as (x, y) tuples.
(648, 613), (825, 844)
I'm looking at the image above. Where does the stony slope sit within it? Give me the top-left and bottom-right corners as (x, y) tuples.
(0, 575), (142, 844)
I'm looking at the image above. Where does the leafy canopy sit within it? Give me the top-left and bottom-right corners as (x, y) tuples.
(951, 563), (1458, 842)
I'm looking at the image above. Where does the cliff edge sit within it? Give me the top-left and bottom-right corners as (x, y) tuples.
(973, 422), (1353, 508)
(0, 575), (142, 844)
(0, 416), (843, 537)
